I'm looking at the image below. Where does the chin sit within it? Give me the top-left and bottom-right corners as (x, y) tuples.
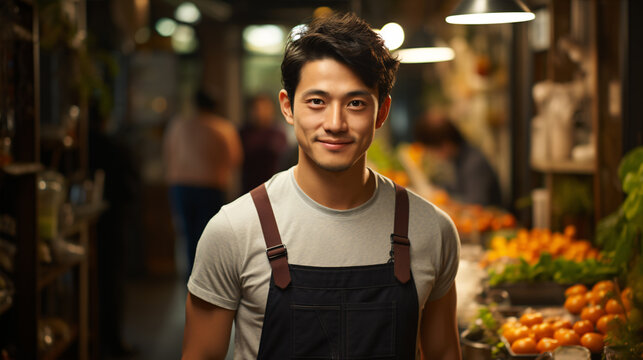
(313, 161), (352, 173)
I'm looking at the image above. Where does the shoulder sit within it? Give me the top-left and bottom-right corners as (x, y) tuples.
(409, 191), (459, 250)
(371, 171), (456, 238)
(221, 170), (291, 218)
(215, 192), (258, 230)
(373, 171), (459, 247)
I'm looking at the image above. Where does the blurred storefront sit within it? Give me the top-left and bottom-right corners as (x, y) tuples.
(1, 0), (642, 358)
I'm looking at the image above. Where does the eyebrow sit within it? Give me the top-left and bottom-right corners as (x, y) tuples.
(300, 89), (373, 98)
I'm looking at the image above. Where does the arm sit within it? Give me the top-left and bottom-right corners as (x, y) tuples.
(419, 283), (462, 360)
(182, 292), (236, 360)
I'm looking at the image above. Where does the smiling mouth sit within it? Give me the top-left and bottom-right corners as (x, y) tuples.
(319, 139), (351, 145)
(317, 138), (353, 150)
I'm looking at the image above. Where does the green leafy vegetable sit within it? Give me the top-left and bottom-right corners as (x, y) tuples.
(487, 253), (617, 286)
(596, 147), (643, 280)
(466, 306), (505, 357)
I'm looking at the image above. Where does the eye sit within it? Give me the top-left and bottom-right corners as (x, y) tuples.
(306, 98), (325, 108)
(348, 100), (366, 108)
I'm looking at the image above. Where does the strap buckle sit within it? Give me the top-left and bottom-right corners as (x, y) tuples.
(390, 234), (410, 246)
(266, 244), (287, 261)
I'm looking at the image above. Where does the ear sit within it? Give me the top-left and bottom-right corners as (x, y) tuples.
(375, 95), (391, 129)
(279, 89), (294, 125)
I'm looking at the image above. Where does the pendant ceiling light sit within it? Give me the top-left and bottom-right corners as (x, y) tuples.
(394, 47), (455, 63)
(446, 0), (535, 25)
(392, 28), (454, 64)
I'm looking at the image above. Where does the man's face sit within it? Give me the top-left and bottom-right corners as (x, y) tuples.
(279, 58), (390, 173)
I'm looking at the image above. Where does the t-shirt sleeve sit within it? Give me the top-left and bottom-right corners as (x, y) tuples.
(187, 209), (242, 310)
(427, 211), (461, 302)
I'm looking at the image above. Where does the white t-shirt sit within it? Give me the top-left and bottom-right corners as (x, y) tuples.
(188, 167), (460, 359)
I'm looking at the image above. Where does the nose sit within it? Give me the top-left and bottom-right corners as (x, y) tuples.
(323, 102), (348, 133)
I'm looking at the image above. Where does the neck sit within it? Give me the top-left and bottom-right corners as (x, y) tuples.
(293, 158), (375, 210)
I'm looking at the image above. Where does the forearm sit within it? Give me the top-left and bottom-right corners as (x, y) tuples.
(419, 284), (462, 360)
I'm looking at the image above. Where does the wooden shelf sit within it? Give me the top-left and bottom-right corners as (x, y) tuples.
(12, 23), (33, 42)
(2, 1), (95, 358)
(531, 159), (595, 174)
(1, 162), (43, 176)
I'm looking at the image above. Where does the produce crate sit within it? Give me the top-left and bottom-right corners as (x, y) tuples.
(502, 338), (602, 360)
(491, 282), (567, 306)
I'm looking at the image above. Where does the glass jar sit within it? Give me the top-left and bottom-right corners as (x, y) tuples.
(37, 171), (66, 240)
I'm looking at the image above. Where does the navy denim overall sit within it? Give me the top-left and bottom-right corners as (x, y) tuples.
(250, 183), (419, 359)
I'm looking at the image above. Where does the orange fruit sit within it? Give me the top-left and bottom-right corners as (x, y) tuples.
(565, 284), (589, 297)
(592, 280), (615, 294)
(501, 214), (516, 228)
(591, 289), (611, 306)
(504, 325), (531, 344)
(580, 332), (604, 353)
(501, 319), (519, 332)
(605, 298), (625, 314)
(572, 320), (595, 336)
(551, 319), (572, 332)
(537, 337), (560, 353)
(531, 322), (554, 341)
(543, 316), (562, 324)
(581, 305), (606, 324)
(596, 314), (625, 334)
(554, 328), (581, 346)
(565, 294), (588, 314)
(501, 319), (520, 333)
(511, 337), (538, 354)
(520, 312), (544, 327)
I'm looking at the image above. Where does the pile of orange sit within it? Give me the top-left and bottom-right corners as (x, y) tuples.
(501, 280), (631, 355)
(481, 226), (601, 266)
(427, 194), (516, 235)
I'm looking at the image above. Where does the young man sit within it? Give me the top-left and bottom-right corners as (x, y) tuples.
(182, 12), (461, 360)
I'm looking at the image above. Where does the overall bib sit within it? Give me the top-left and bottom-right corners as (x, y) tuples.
(250, 183), (419, 360)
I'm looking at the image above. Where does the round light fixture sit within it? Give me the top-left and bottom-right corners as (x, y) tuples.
(175, 2), (201, 24)
(378, 22), (405, 51)
(446, 0), (535, 25)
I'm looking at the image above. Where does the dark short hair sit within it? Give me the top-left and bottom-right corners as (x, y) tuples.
(281, 12), (400, 108)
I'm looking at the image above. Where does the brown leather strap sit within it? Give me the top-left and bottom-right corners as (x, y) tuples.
(251, 182), (410, 287)
(392, 184), (411, 283)
(251, 184), (291, 289)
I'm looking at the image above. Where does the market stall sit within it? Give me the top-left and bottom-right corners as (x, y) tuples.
(368, 142), (643, 359)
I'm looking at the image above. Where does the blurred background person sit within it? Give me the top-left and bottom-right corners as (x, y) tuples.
(414, 112), (502, 207)
(163, 88), (243, 279)
(239, 93), (289, 193)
